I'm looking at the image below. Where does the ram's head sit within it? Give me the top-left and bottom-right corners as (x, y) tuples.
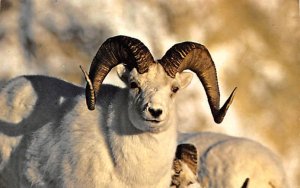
(81, 35), (236, 133)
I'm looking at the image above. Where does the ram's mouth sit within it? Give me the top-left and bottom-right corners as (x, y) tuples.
(143, 117), (162, 124)
(143, 118), (161, 124)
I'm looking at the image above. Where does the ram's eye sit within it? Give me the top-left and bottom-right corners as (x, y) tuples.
(130, 81), (139, 89)
(171, 86), (179, 93)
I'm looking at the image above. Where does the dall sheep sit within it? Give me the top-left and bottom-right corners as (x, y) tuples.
(0, 35), (236, 187)
(179, 132), (289, 188)
(171, 143), (249, 188)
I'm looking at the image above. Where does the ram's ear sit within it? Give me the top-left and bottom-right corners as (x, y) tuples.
(178, 72), (193, 89)
(116, 64), (130, 83)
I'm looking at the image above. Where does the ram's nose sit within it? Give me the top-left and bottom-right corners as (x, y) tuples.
(148, 107), (163, 118)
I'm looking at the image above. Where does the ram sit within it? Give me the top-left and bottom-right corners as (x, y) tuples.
(0, 35), (235, 187)
(171, 143), (249, 188)
(179, 132), (289, 188)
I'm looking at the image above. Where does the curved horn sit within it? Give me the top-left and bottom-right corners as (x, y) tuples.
(159, 42), (236, 123)
(81, 35), (155, 110)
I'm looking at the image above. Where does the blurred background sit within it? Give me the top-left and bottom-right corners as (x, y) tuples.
(0, 0), (299, 186)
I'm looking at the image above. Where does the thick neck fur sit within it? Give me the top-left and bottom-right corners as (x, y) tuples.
(107, 89), (178, 187)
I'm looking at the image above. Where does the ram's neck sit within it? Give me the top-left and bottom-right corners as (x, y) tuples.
(107, 90), (178, 187)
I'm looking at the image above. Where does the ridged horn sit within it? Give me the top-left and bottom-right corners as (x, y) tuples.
(159, 42), (236, 123)
(175, 143), (198, 175)
(81, 35), (155, 110)
(241, 178), (250, 188)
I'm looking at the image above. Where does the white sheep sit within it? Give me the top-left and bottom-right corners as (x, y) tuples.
(170, 143), (251, 188)
(0, 35), (236, 187)
(179, 132), (289, 188)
